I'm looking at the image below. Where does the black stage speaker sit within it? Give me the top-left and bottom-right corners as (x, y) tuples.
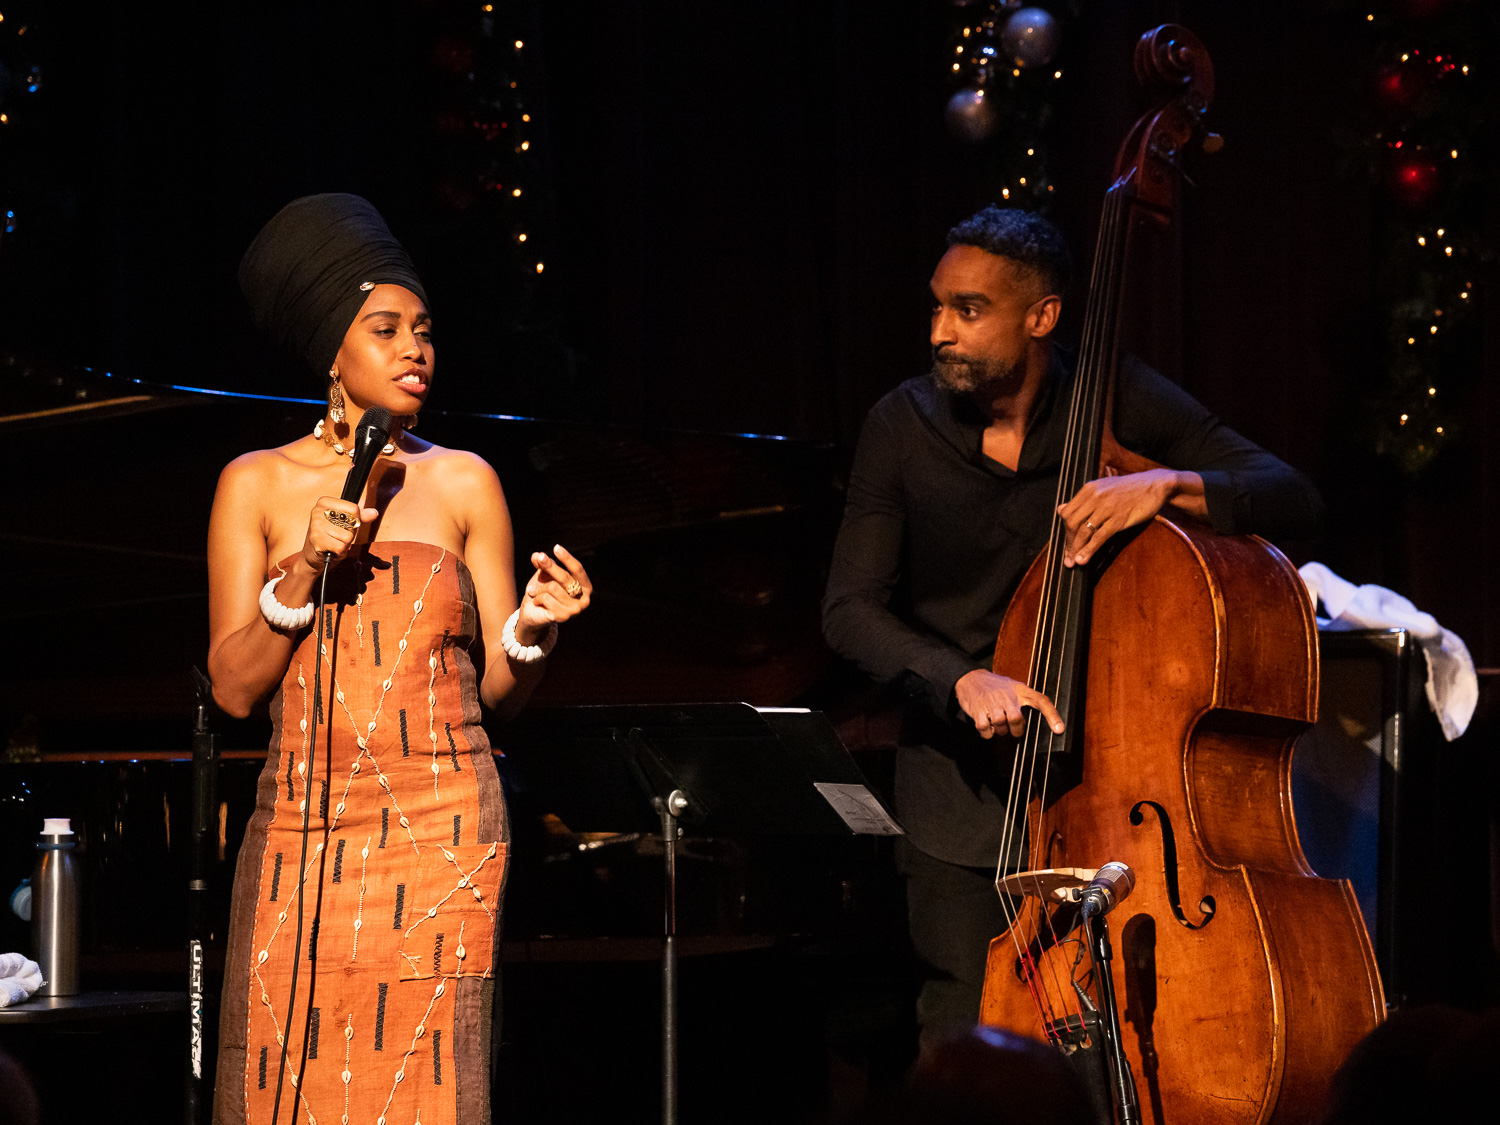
(1292, 626), (1442, 1008)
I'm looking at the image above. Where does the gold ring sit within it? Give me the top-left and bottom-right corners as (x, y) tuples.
(566, 579), (583, 599)
(324, 509), (359, 531)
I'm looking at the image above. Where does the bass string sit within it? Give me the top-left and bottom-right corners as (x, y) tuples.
(995, 185), (1125, 1029)
(996, 184), (1131, 1031)
(1029, 186), (1131, 1021)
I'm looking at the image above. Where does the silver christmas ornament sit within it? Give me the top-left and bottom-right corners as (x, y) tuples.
(999, 6), (1060, 69)
(945, 88), (999, 144)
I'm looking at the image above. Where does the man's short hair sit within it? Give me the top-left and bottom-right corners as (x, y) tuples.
(946, 207), (1071, 299)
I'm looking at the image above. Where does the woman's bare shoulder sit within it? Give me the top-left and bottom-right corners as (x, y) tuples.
(409, 441), (502, 490)
(218, 437), (325, 489)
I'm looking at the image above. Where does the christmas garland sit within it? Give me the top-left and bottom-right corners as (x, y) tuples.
(1356, 0), (1496, 475)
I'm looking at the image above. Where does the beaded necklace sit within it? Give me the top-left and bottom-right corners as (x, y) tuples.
(313, 417), (397, 459)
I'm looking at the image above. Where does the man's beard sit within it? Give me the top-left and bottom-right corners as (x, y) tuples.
(930, 349), (1020, 396)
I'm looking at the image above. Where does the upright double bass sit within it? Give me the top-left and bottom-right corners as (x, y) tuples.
(978, 26), (1383, 1125)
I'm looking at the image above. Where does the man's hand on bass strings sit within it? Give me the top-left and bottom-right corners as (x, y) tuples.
(956, 670), (1065, 739)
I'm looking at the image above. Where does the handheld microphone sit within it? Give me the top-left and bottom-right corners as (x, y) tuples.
(340, 406), (393, 505)
(1078, 861), (1136, 919)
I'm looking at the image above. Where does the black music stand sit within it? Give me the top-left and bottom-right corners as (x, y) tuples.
(497, 703), (902, 1125)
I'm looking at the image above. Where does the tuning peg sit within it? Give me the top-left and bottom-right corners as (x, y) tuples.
(1202, 132), (1225, 154)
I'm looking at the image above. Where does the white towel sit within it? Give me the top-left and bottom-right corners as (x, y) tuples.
(1299, 562), (1477, 741)
(0, 952), (44, 1007)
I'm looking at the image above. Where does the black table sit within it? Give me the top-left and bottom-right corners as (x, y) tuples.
(0, 989), (186, 1026)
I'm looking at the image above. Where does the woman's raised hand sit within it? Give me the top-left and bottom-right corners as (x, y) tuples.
(300, 496), (380, 572)
(517, 545), (593, 637)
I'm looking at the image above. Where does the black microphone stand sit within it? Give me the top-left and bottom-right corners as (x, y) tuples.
(187, 667), (219, 1125)
(1080, 903), (1140, 1125)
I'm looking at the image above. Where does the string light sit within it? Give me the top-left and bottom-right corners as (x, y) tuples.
(534, 262), (543, 273)
(943, 7), (1064, 206)
(517, 233), (527, 242)
(511, 188), (521, 197)
(1362, 10), (1485, 472)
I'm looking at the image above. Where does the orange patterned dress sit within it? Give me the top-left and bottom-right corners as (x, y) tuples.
(215, 542), (507, 1125)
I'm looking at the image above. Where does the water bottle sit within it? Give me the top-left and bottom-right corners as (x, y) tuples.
(32, 817), (80, 996)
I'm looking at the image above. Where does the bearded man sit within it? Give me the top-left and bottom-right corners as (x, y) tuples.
(821, 207), (1321, 1045)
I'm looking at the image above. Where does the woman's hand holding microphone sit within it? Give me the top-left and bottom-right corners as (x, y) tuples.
(300, 496), (380, 573)
(261, 497), (378, 628)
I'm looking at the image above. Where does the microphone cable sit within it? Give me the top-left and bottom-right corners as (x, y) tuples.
(270, 552), (333, 1125)
(269, 405), (391, 1125)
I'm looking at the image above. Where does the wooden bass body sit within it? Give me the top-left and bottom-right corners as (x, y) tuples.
(979, 516), (1384, 1124)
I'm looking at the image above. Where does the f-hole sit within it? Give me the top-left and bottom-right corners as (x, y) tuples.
(1129, 799), (1216, 929)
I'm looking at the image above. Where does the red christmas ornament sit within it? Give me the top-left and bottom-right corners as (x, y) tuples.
(1397, 0), (1455, 20)
(1385, 149), (1442, 209)
(431, 37), (476, 75)
(1374, 62), (1432, 113)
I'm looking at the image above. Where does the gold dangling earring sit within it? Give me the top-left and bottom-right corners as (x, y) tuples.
(329, 370), (346, 425)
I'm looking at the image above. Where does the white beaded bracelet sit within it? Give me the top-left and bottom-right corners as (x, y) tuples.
(501, 608), (557, 664)
(259, 575), (316, 631)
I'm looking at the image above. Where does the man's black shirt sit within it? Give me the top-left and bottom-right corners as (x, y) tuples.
(821, 351), (1322, 865)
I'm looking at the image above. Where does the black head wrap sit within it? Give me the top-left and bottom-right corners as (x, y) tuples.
(239, 193), (428, 376)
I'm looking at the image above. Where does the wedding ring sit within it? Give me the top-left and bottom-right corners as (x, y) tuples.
(1085, 521), (1097, 531)
(566, 579), (583, 599)
(325, 509), (359, 531)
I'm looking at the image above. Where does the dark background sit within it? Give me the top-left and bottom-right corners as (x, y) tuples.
(1, 2), (1498, 1121)
(2, 0), (1496, 667)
